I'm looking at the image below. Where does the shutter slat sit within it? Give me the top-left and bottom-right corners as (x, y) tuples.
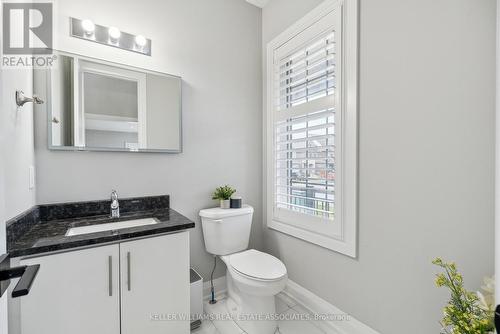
(277, 193), (335, 204)
(276, 108), (334, 124)
(277, 134), (335, 145)
(275, 144), (335, 153)
(277, 122), (335, 136)
(275, 96), (334, 121)
(276, 185), (335, 195)
(276, 202), (334, 215)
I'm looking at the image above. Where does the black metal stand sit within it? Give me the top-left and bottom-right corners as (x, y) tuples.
(209, 256), (217, 305)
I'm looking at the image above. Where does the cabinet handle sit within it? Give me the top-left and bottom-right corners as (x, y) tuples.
(127, 252), (131, 291)
(108, 256), (112, 297)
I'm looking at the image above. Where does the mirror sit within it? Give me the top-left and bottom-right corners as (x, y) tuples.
(38, 51), (182, 153)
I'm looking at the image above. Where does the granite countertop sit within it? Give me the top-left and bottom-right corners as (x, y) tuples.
(7, 195), (195, 258)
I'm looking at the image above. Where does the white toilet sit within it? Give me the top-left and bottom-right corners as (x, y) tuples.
(199, 205), (287, 334)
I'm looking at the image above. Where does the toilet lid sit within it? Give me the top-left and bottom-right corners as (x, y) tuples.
(229, 249), (287, 281)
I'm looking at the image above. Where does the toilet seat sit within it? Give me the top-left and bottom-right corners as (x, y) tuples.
(227, 249), (287, 281)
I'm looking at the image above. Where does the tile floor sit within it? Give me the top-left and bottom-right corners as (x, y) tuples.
(192, 292), (340, 334)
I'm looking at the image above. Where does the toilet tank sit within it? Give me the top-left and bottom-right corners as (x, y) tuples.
(199, 205), (254, 255)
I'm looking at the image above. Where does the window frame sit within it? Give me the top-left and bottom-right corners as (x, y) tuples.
(265, 0), (358, 257)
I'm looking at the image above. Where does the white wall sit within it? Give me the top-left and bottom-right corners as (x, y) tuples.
(0, 67), (6, 334)
(1, 72), (36, 220)
(496, 0), (500, 307)
(34, 0), (263, 280)
(0, 177), (5, 331)
(0, 64), (36, 334)
(263, 1), (496, 333)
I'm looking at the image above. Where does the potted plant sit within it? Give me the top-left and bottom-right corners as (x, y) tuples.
(212, 185), (236, 209)
(432, 258), (495, 334)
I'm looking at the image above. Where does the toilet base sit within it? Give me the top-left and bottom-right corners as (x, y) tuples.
(225, 270), (279, 334)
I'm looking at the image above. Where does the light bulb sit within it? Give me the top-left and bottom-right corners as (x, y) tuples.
(108, 27), (121, 40)
(135, 35), (147, 47)
(81, 19), (95, 35)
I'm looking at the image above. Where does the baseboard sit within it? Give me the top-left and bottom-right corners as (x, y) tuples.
(283, 279), (380, 334)
(202, 276), (227, 301)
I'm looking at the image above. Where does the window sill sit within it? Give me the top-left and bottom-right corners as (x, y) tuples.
(268, 219), (357, 258)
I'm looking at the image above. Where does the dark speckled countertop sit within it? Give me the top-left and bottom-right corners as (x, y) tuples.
(7, 195), (195, 258)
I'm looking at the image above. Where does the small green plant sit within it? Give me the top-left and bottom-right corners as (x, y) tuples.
(212, 185), (236, 201)
(432, 258), (494, 334)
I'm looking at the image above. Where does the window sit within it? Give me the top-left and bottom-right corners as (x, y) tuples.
(266, 0), (358, 257)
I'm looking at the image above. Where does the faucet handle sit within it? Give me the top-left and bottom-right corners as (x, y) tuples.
(110, 190), (120, 218)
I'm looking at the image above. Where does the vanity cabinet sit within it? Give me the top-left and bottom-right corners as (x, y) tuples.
(18, 232), (190, 334)
(120, 232), (190, 334)
(20, 244), (121, 334)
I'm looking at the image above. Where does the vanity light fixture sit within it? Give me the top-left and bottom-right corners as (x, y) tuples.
(108, 27), (121, 42)
(81, 19), (95, 36)
(70, 17), (152, 56)
(135, 35), (147, 48)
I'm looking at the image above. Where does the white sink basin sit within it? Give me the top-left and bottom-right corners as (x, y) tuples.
(65, 218), (159, 237)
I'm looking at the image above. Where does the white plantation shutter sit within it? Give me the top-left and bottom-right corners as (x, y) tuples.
(266, 0), (358, 256)
(271, 9), (342, 238)
(275, 108), (336, 220)
(276, 31), (336, 111)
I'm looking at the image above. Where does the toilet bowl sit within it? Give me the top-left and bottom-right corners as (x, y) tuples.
(221, 249), (287, 334)
(199, 206), (288, 334)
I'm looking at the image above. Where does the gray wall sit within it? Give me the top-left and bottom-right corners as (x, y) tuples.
(34, 0), (263, 281)
(262, 1), (496, 333)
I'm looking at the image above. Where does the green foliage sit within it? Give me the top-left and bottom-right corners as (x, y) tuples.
(432, 258), (494, 334)
(212, 185), (236, 200)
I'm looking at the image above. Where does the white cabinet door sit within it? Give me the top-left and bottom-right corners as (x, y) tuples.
(20, 245), (120, 334)
(120, 232), (190, 334)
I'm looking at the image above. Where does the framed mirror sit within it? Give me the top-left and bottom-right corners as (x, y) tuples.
(37, 51), (182, 153)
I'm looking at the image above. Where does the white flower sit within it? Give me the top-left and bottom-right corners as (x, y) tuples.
(481, 276), (495, 294)
(477, 291), (493, 312)
(476, 275), (494, 312)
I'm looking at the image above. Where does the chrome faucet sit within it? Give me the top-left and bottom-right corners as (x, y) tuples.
(110, 190), (120, 218)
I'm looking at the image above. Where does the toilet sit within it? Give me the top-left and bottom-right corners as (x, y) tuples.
(199, 205), (287, 334)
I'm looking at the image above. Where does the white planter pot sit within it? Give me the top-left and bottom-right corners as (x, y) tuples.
(220, 199), (230, 209)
